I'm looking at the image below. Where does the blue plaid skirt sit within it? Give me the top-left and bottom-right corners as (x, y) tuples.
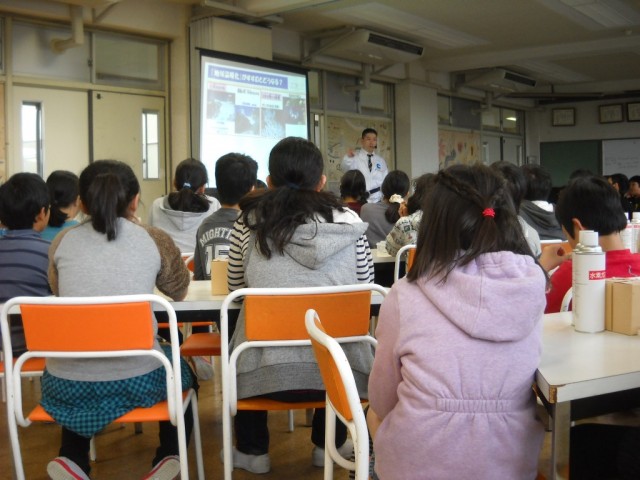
(40, 345), (195, 438)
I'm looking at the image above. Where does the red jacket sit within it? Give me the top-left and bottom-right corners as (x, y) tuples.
(545, 249), (640, 313)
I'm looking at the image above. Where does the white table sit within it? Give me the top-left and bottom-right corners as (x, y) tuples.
(371, 248), (395, 264)
(162, 280), (387, 312)
(536, 312), (640, 479)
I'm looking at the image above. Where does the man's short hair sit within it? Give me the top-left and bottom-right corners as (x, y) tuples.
(555, 175), (627, 240)
(215, 153), (258, 205)
(0, 173), (50, 230)
(629, 175), (640, 186)
(361, 127), (377, 138)
(521, 164), (553, 201)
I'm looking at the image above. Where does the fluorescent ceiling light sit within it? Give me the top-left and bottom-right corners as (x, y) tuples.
(505, 116), (517, 121)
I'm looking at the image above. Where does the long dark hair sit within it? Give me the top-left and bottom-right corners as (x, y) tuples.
(340, 169), (369, 204)
(382, 170), (410, 223)
(407, 164), (543, 283)
(46, 170), (79, 227)
(406, 173), (436, 215)
(167, 158), (210, 213)
(239, 137), (344, 258)
(79, 160), (140, 241)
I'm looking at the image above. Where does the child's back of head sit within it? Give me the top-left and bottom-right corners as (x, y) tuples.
(215, 153), (258, 206)
(46, 170), (79, 228)
(409, 164), (537, 282)
(168, 158), (210, 213)
(555, 175), (627, 240)
(0, 172), (50, 230)
(521, 164), (553, 201)
(240, 136), (344, 258)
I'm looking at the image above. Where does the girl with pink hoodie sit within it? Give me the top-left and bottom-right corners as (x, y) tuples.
(368, 164), (548, 480)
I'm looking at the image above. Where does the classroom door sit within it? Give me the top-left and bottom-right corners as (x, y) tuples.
(91, 91), (167, 223)
(11, 86), (89, 178)
(503, 137), (523, 165)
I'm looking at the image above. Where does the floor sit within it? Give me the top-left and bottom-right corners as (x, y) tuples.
(0, 359), (557, 480)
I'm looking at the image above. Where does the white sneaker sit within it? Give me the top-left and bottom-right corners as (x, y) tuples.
(312, 439), (354, 467)
(47, 457), (90, 480)
(141, 455), (181, 480)
(220, 447), (271, 474)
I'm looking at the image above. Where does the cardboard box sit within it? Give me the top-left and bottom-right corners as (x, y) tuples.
(211, 258), (229, 295)
(606, 278), (640, 335)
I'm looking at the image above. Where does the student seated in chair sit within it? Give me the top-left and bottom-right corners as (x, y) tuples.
(540, 174), (640, 313)
(46, 160), (193, 480)
(368, 164), (547, 480)
(226, 137), (375, 474)
(0, 173), (52, 354)
(193, 152), (257, 281)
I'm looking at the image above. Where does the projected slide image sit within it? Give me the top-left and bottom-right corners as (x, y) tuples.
(235, 106), (260, 135)
(261, 108), (286, 138)
(200, 51), (309, 186)
(284, 97), (306, 125)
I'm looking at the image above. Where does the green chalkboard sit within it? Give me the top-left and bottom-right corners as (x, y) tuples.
(540, 140), (601, 187)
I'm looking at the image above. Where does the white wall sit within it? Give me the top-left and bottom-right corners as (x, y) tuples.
(527, 97), (640, 162)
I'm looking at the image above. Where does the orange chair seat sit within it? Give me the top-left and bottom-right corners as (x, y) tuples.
(237, 398), (324, 411)
(29, 391), (191, 423)
(180, 332), (221, 357)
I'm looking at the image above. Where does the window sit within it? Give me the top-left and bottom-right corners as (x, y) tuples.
(142, 110), (159, 179)
(13, 22), (90, 82)
(94, 33), (165, 90)
(481, 106), (523, 134)
(437, 95), (451, 125)
(21, 103), (43, 176)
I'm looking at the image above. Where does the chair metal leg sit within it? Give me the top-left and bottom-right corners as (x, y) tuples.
(288, 410), (295, 432)
(305, 408), (314, 426)
(89, 436), (96, 462)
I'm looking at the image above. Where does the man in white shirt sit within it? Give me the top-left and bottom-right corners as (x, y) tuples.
(341, 128), (388, 203)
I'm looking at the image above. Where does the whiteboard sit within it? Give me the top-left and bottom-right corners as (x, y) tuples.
(602, 138), (640, 179)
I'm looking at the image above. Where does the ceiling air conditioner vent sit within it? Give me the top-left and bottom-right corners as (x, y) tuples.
(367, 32), (424, 57)
(503, 70), (537, 88)
(317, 29), (424, 66)
(464, 68), (538, 93)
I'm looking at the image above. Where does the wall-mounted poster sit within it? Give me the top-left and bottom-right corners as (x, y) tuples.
(438, 129), (481, 169)
(325, 116), (394, 189)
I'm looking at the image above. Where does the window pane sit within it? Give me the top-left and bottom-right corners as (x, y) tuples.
(481, 107), (501, 131)
(451, 97), (481, 130)
(360, 82), (386, 111)
(437, 95), (450, 125)
(95, 33), (165, 90)
(21, 103), (42, 175)
(142, 111), (159, 179)
(502, 108), (521, 134)
(13, 22), (90, 82)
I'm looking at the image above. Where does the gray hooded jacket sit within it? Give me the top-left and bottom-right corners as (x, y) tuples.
(231, 221), (374, 399)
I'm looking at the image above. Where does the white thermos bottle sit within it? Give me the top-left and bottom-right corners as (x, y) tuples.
(572, 230), (606, 333)
(621, 212), (633, 251)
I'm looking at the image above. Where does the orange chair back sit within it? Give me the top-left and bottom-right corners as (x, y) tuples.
(308, 317), (353, 422)
(20, 302), (155, 352)
(406, 247), (416, 271)
(244, 291), (371, 341)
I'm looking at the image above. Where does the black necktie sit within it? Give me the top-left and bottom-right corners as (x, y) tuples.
(367, 154), (373, 172)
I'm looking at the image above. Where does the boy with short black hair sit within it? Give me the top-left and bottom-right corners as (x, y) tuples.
(193, 153), (258, 280)
(541, 175), (640, 313)
(0, 172), (52, 353)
